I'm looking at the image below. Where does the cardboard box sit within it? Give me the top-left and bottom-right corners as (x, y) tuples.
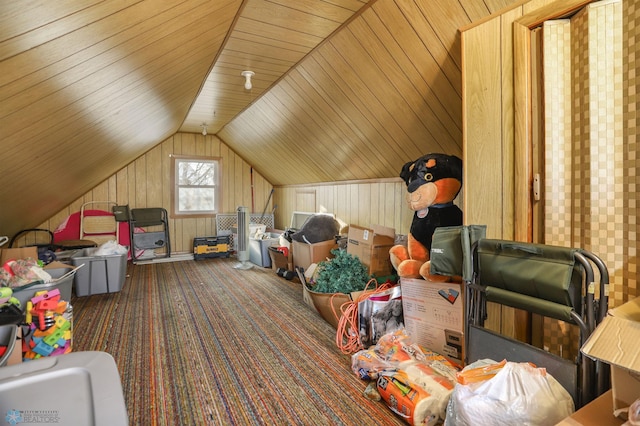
(347, 224), (395, 276)
(400, 277), (464, 364)
(556, 390), (623, 425)
(581, 296), (640, 418)
(0, 247), (41, 265)
(292, 239), (337, 272)
(304, 286), (352, 329)
(268, 246), (292, 271)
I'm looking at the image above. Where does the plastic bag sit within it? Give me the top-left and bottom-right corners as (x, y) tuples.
(358, 286), (403, 347)
(622, 397), (640, 426)
(445, 360), (574, 426)
(94, 240), (129, 256)
(2, 258), (51, 288)
(352, 329), (458, 425)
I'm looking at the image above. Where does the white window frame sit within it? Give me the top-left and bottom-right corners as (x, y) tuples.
(171, 155), (221, 217)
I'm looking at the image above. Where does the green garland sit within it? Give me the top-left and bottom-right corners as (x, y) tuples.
(313, 248), (370, 294)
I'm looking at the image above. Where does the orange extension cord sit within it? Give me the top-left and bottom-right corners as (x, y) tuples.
(333, 279), (396, 354)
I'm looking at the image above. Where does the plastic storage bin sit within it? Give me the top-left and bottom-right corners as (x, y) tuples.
(11, 267), (76, 308)
(71, 248), (127, 296)
(0, 351), (128, 425)
(249, 233), (281, 267)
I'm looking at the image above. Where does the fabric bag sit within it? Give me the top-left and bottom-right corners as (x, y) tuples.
(429, 225), (486, 282)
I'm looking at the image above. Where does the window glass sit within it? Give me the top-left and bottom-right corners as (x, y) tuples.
(173, 157), (219, 215)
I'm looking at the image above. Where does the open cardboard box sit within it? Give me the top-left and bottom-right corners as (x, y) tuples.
(581, 296), (640, 420)
(347, 224), (395, 276)
(1, 247), (75, 273)
(292, 239), (337, 272)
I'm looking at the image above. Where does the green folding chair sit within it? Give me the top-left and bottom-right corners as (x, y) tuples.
(429, 228), (610, 408)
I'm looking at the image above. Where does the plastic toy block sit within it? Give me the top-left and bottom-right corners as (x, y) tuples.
(53, 301), (67, 314)
(32, 340), (55, 356)
(44, 329), (65, 346)
(34, 326), (56, 337)
(35, 299), (59, 311)
(63, 330), (71, 340)
(53, 342), (71, 356)
(30, 289), (60, 305)
(54, 316), (70, 331)
(25, 301), (33, 323)
(56, 337), (67, 346)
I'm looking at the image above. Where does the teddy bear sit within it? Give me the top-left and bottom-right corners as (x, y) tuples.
(389, 153), (463, 281)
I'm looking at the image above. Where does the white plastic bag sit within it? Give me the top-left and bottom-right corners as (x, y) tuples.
(94, 240), (128, 256)
(445, 361), (574, 426)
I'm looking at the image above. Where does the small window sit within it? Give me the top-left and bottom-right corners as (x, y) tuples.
(171, 155), (220, 216)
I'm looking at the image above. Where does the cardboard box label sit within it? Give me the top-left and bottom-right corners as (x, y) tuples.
(401, 277), (464, 363)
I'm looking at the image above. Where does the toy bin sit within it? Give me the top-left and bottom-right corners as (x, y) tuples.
(11, 266), (76, 308)
(249, 232), (281, 267)
(70, 248), (127, 296)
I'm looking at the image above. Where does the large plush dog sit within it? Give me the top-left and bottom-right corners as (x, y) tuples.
(389, 153), (463, 281)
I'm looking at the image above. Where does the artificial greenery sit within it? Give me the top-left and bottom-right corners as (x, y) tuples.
(312, 248), (370, 294)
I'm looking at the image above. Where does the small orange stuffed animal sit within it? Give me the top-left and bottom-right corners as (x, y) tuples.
(389, 153), (462, 281)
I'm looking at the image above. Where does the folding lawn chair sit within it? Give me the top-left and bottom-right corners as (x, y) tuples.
(429, 227), (610, 409)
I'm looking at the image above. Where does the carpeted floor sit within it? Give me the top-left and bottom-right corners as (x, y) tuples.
(71, 258), (406, 425)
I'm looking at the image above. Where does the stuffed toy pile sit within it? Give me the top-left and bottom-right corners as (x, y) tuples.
(389, 153), (463, 281)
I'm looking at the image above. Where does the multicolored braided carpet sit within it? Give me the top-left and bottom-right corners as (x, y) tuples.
(71, 258), (406, 426)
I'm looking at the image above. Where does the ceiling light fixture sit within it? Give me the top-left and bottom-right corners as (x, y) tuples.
(201, 123), (208, 136)
(241, 70), (255, 90)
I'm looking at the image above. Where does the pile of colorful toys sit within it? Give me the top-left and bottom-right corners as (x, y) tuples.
(23, 288), (72, 360)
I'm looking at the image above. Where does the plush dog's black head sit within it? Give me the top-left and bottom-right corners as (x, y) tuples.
(400, 153), (462, 194)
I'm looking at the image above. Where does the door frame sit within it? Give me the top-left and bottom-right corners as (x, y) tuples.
(513, 0), (595, 241)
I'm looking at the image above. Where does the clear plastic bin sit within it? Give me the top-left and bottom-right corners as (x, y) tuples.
(249, 232), (281, 267)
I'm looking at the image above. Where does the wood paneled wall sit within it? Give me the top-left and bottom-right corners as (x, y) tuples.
(39, 131), (462, 252)
(38, 133), (273, 254)
(461, 0), (582, 337)
(272, 179), (420, 236)
(461, 0), (639, 338)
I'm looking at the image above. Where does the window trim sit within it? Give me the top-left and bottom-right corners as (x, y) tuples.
(170, 154), (222, 218)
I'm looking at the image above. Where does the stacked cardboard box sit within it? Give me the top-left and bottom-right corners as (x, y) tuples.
(347, 224), (395, 276)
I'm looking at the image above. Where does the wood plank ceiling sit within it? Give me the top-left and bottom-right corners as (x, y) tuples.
(0, 0), (515, 237)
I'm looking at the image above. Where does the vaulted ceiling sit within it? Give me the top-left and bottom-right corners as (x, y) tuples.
(0, 0), (515, 237)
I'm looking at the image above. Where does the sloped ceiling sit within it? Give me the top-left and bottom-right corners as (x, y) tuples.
(0, 0), (515, 238)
